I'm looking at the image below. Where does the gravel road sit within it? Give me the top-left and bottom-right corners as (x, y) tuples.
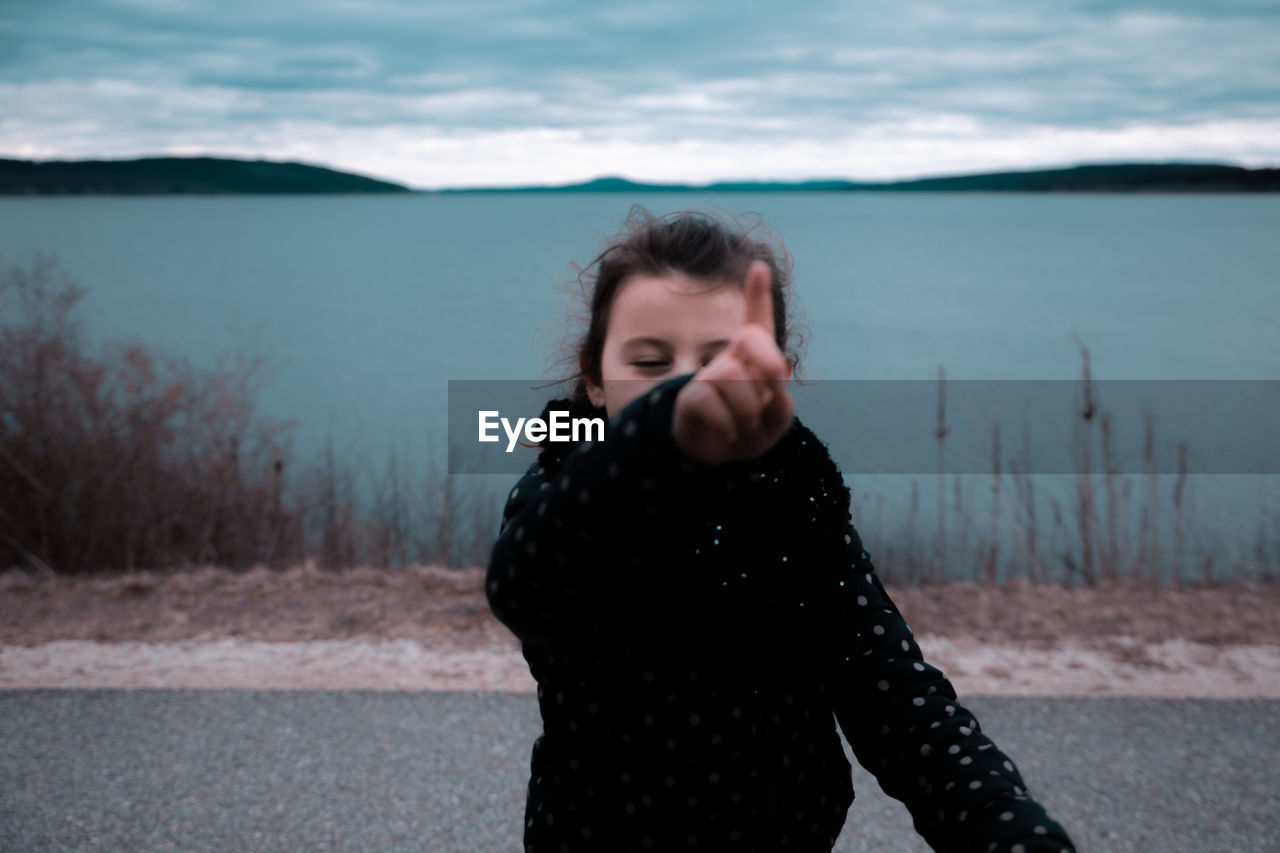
(2, 692), (1277, 852)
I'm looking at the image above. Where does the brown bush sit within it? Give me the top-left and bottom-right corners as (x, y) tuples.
(0, 253), (306, 574)
(0, 253), (504, 576)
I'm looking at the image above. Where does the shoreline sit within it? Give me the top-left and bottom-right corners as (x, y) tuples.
(3, 564), (1277, 697)
(2, 635), (1277, 697)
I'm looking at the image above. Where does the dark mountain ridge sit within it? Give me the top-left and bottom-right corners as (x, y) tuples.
(0, 156), (410, 194)
(2, 156), (1276, 194)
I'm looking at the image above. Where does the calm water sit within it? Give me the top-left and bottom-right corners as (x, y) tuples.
(2, 193), (1278, 576)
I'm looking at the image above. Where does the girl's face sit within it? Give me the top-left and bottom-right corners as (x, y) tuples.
(583, 270), (790, 419)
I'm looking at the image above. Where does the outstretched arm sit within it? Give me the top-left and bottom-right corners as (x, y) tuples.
(817, 505), (1077, 851)
(486, 371), (755, 647)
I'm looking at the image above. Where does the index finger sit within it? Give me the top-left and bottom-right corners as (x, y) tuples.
(743, 260), (775, 340)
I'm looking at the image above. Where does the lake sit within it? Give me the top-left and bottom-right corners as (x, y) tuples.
(2, 192), (1277, 579)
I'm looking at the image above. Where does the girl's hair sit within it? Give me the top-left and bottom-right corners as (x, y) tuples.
(545, 205), (810, 405)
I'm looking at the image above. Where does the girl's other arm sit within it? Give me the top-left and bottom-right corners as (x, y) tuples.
(822, 521), (1078, 853)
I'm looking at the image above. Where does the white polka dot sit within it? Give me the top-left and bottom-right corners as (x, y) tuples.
(856, 595), (868, 606)
(912, 697), (925, 707)
(901, 640), (910, 651)
(1004, 760), (1014, 771)
(877, 680), (890, 691)
(872, 624), (885, 635)
(913, 662), (924, 671)
(970, 780), (982, 789)
(960, 756), (972, 765)
(1012, 845), (1025, 853)
(948, 745), (960, 754)
(1000, 811), (1013, 821)
(1034, 825), (1047, 835)
(920, 744), (931, 756)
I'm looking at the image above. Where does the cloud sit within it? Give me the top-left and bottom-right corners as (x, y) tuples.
(1, 0), (1277, 185)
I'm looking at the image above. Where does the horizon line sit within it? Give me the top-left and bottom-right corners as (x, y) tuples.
(3, 152), (1277, 193)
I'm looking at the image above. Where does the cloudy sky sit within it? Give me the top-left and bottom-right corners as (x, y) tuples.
(1, 0), (1277, 189)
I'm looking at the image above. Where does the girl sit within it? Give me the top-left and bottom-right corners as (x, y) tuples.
(486, 208), (1078, 853)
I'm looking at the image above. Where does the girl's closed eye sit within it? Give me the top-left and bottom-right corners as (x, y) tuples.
(634, 357), (717, 371)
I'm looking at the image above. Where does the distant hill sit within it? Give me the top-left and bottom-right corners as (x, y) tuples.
(3, 157), (1276, 194)
(439, 163), (1280, 193)
(0, 156), (410, 194)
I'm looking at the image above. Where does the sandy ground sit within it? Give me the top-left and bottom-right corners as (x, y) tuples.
(3, 563), (1278, 696)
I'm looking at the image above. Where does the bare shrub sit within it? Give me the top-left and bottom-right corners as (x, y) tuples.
(870, 343), (1280, 589)
(0, 253), (307, 574)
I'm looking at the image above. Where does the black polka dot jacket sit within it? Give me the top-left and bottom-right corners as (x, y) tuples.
(487, 372), (1077, 853)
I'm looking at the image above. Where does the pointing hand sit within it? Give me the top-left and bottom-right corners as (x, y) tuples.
(673, 260), (795, 467)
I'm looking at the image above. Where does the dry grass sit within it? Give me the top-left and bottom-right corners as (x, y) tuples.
(3, 562), (1276, 648)
(0, 254), (497, 576)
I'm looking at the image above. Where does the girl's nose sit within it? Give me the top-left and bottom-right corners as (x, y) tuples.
(674, 355), (703, 376)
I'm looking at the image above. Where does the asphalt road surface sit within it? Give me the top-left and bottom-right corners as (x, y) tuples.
(2, 692), (1276, 852)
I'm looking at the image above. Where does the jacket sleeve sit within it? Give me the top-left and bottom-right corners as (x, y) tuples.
(818, 510), (1078, 851)
(486, 371), (752, 647)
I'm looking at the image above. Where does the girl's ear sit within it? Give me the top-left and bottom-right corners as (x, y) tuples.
(585, 380), (605, 410)
(580, 355), (606, 409)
